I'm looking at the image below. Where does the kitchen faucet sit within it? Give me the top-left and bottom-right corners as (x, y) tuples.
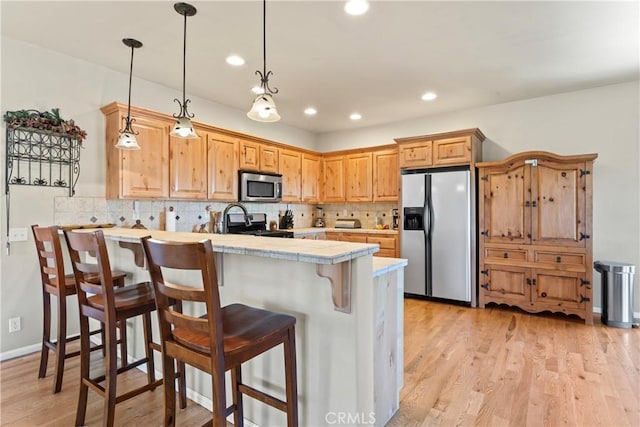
(222, 202), (249, 234)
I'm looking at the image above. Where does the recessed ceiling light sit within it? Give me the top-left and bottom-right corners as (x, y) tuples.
(251, 86), (265, 94)
(421, 91), (438, 101)
(350, 113), (362, 121)
(226, 55), (245, 66)
(344, 0), (369, 16)
(304, 107), (317, 116)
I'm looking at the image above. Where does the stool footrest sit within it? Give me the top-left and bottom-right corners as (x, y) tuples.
(238, 383), (287, 412)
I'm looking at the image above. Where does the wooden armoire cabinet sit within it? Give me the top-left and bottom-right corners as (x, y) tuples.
(477, 151), (597, 325)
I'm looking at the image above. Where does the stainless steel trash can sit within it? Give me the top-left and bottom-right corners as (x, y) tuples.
(594, 261), (636, 328)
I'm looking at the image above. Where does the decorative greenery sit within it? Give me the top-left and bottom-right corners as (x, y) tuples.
(3, 108), (87, 144)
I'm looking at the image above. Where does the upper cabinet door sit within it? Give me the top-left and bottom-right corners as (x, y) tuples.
(260, 145), (279, 174)
(398, 141), (432, 169)
(346, 152), (373, 202)
(530, 159), (587, 247)
(169, 132), (207, 199)
(280, 149), (302, 202)
(301, 153), (321, 203)
(239, 139), (260, 171)
(479, 163), (530, 245)
(373, 149), (398, 202)
(207, 132), (239, 201)
(121, 116), (170, 199)
(433, 136), (471, 166)
(323, 155), (346, 202)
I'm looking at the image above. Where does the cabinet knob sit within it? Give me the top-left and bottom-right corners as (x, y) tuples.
(556, 256), (562, 263)
(503, 252), (509, 258)
(541, 292), (547, 298)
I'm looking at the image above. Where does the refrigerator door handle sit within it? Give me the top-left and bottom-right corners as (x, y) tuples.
(425, 174), (432, 239)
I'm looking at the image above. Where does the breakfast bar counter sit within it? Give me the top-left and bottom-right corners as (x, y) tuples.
(78, 227), (406, 426)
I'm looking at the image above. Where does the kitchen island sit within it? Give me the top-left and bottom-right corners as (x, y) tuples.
(80, 228), (406, 427)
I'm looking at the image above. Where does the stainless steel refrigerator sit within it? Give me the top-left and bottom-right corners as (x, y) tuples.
(401, 167), (473, 304)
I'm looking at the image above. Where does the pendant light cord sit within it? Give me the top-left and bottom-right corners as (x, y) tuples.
(262, 0), (267, 80)
(127, 45), (134, 122)
(182, 12), (187, 106)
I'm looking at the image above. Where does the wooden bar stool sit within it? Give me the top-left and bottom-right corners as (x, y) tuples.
(31, 224), (128, 394)
(64, 229), (185, 427)
(141, 236), (298, 427)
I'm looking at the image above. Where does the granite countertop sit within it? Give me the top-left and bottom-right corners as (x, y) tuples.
(292, 227), (399, 235)
(72, 227), (379, 265)
(372, 257), (408, 277)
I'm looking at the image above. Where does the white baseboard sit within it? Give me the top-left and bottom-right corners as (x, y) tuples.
(0, 343), (41, 362)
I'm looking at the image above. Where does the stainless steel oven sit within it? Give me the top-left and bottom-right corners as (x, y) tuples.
(239, 171), (282, 203)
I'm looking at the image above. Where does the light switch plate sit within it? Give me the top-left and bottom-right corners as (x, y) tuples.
(9, 228), (28, 242)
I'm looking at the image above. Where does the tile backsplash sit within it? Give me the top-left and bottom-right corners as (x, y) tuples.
(53, 197), (398, 231)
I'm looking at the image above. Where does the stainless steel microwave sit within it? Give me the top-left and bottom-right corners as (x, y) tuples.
(239, 171), (283, 202)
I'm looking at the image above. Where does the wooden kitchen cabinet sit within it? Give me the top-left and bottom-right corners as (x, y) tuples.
(323, 155), (346, 202)
(432, 136), (472, 165)
(346, 152), (373, 201)
(324, 231), (398, 257)
(239, 140), (279, 173)
(169, 132), (207, 199)
(478, 151), (597, 325)
(206, 131), (239, 201)
(373, 148), (399, 202)
(396, 128), (484, 170)
(102, 103), (170, 199)
(280, 148), (302, 202)
(260, 144), (279, 173)
(301, 153), (321, 203)
(398, 140), (432, 169)
(341, 233), (368, 243)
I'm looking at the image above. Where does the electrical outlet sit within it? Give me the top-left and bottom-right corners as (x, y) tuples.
(8, 317), (21, 333)
(9, 228), (28, 242)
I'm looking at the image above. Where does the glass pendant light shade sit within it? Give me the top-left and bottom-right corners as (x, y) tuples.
(247, 93), (280, 122)
(115, 132), (140, 150)
(170, 116), (199, 139)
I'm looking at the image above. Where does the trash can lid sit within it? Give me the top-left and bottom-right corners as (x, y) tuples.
(594, 261), (635, 273)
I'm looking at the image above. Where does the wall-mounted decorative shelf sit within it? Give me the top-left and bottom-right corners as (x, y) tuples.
(5, 127), (81, 196)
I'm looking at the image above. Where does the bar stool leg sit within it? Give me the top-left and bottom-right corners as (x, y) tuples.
(119, 320), (128, 368)
(231, 366), (244, 427)
(104, 321), (118, 427)
(52, 296), (68, 393)
(162, 354), (177, 427)
(284, 327), (298, 427)
(75, 316), (91, 427)
(38, 292), (52, 380)
(142, 312), (155, 385)
(177, 361), (187, 409)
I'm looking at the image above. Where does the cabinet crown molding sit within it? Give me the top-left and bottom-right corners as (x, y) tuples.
(394, 128), (485, 144)
(477, 151), (598, 168)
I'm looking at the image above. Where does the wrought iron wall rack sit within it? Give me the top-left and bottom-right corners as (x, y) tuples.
(5, 126), (81, 196)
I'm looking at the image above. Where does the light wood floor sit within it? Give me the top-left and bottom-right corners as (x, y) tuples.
(388, 299), (639, 427)
(1, 299), (638, 426)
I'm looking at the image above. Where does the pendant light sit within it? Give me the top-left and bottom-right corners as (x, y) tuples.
(116, 38), (143, 150)
(170, 2), (198, 139)
(247, 0), (280, 122)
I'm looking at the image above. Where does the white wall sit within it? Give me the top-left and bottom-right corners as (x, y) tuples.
(0, 37), (316, 355)
(318, 81), (640, 314)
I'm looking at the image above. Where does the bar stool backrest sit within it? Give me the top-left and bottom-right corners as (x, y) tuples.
(32, 225), (67, 295)
(63, 230), (118, 322)
(140, 237), (224, 372)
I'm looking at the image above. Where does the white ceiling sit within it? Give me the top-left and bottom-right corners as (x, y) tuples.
(2, 1), (638, 134)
